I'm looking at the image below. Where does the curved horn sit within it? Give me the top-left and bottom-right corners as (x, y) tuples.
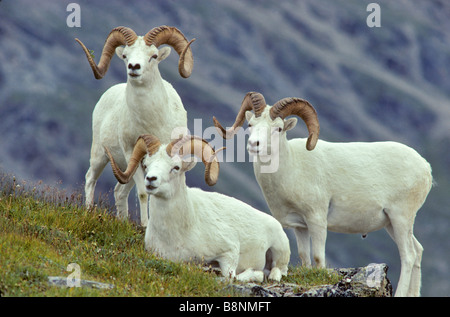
(213, 91), (267, 139)
(144, 25), (195, 78)
(105, 135), (161, 184)
(166, 135), (222, 186)
(270, 97), (320, 151)
(75, 26), (138, 79)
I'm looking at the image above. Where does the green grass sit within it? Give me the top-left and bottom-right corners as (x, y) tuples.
(0, 172), (340, 297)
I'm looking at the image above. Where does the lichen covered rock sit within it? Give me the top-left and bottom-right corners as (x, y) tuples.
(228, 263), (393, 297)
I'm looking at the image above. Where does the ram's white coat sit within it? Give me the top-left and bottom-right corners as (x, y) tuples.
(83, 37), (188, 227)
(243, 107), (432, 296)
(141, 144), (290, 282)
(213, 91), (432, 296)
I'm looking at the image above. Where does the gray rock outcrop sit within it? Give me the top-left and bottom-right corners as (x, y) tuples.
(228, 263), (393, 297)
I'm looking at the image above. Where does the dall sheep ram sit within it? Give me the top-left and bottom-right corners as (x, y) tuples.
(213, 91), (432, 296)
(105, 134), (290, 282)
(76, 26), (195, 226)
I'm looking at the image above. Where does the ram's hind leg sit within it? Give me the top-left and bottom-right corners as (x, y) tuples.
(85, 149), (108, 209)
(114, 180), (135, 221)
(132, 166), (149, 227)
(236, 269), (264, 283)
(409, 235), (423, 297)
(385, 217), (417, 297)
(266, 237), (290, 281)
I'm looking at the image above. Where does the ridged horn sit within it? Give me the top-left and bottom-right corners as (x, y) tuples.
(213, 91), (267, 139)
(144, 25), (195, 78)
(75, 26), (138, 80)
(166, 135), (222, 186)
(105, 135), (161, 184)
(270, 97), (320, 150)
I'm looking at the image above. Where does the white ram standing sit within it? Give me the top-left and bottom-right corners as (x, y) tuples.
(213, 92), (432, 296)
(105, 134), (290, 282)
(76, 26), (195, 226)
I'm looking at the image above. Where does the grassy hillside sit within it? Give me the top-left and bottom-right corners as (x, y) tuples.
(0, 172), (340, 297)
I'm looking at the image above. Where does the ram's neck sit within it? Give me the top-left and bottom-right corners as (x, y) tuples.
(148, 177), (196, 241)
(253, 136), (291, 176)
(125, 71), (169, 126)
(252, 137), (312, 224)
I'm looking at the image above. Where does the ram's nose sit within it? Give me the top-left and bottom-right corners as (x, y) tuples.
(128, 63), (142, 77)
(247, 139), (260, 155)
(248, 140), (260, 148)
(128, 63), (141, 71)
(145, 176), (158, 191)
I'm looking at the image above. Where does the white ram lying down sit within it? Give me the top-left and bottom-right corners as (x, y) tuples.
(105, 134), (290, 282)
(76, 26), (195, 227)
(213, 92), (433, 296)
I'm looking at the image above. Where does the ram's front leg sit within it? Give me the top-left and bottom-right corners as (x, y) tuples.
(307, 215), (328, 268)
(294, 227), (312, 267)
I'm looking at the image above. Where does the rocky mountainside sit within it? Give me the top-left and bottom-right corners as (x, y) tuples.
(0, 0), (449, 296)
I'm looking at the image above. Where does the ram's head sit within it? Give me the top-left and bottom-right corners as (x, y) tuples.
(75, 26), (195, 80)
(105, 135), (222, 198)
(213, 92), (320, 157)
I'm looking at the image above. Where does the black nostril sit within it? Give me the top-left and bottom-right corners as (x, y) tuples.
(146, 176), (157, 182)
(128, 63), (141, 70)
(250, 140), (259, 147)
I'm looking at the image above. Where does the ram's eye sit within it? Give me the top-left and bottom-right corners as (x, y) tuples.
(248, 124), (252, 128)
(122, 54), (127, 59)
(151, 54), (158, 60)
(172, 166), (180, 172)
(277, 127), (282, 132)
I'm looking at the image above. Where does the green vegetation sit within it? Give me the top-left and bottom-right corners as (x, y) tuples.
(0, 172), (340, 297)
(285, 266), (341, 289)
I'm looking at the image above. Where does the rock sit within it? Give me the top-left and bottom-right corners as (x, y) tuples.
(228, 283), (282, 297)
(226, 263), (392, 297)
(328, 263), (393, 297)
(47, 276), (114, 290)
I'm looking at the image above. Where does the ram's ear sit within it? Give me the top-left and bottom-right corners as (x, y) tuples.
(157, 47), (171, 62)
(283, 117), (297, 132)
(181, 159), (197, 172)
(245, 110), (254, 122)
(115, 46), (125, 59)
